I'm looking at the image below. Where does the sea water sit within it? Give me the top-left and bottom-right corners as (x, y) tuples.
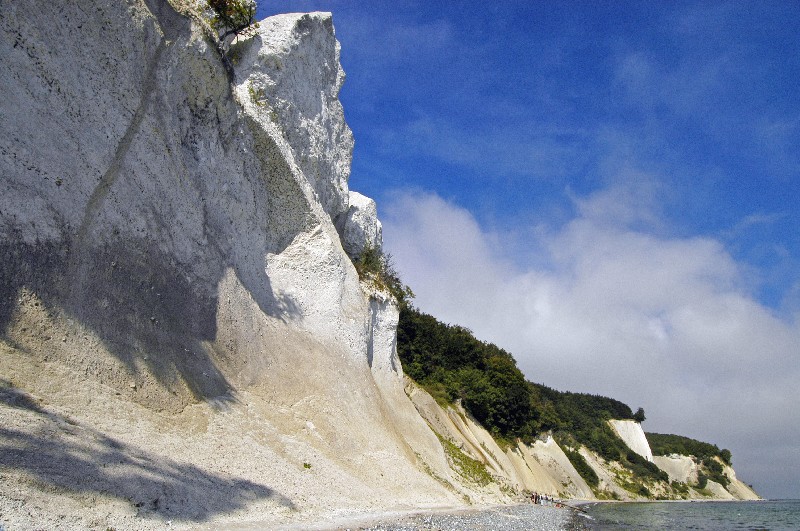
(581, 499), (800, 530)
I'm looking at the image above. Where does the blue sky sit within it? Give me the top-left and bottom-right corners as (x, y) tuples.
(257, 2), (799, 499)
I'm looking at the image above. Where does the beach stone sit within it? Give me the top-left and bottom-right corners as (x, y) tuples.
(358, 504), (589, 531)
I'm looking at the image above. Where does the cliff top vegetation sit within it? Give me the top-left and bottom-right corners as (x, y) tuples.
(353, 245), (414, 305)
(397, 305), (669, 485)
(207, 0), (257, 41)
(647, 432), (732, 465)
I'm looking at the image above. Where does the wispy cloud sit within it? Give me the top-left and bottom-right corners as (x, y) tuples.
(341, 16), (457, 65)
(723, 212), (789, 239)
(568, 168), (666, 231)
(613, 46), (731, 121)
(376, 115), (589, 180)
(754, 116), (800, 178)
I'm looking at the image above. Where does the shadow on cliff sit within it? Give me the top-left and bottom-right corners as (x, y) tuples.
(0, 0), (314, 408)
(0, 382), (296, 522)
(0, 233), (301, 409)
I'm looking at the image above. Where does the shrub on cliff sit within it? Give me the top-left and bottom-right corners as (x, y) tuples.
(562, 446), (599, 487)
(720, 448), (732, 465)
(397, 306), (645, 445)
(626, 450), (669, 482)
(701, 456), (730, 487)
(647, 432), (733, 487)
(207, 0), (257, 41)
(354, 245), (414, 305)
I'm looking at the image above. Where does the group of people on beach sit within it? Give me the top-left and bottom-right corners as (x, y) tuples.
(529, 492), (564, 508)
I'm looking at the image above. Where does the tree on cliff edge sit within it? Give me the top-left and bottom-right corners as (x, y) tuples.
(633, 407), (646, 423)
(208, 0), (257, 43)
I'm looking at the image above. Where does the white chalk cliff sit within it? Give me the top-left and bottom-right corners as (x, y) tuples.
(609, 419), (654, 462)
(341, 191), (384, 258)
(652, 455), (759, 501)
(653, 454), (699, 484)
(0, 3), (459, 528)
(0, 1), (758, 528)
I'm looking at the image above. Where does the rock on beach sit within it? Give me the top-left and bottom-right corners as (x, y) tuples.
(342, 504), (589, 531)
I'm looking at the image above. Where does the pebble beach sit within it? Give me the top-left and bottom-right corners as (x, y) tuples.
(342, 504), (590, 531)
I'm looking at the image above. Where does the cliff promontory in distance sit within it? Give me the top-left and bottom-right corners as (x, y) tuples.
(0, 1), (758, 529)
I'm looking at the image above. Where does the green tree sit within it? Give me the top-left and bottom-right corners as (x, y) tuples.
(207, 0), (257, 41)
(646, 432), (725, 461)
(396, 307), (534, 439)
(720, 448), (732, 465)
(633, 407), (646, 423)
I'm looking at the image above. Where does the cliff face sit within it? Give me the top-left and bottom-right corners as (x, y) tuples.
(609, 420), (653, 462)
(0, 2), (463, 528)
(0, 1), (757, 528)
(405, 383), (758, 503)
(405, 378), (595, 500)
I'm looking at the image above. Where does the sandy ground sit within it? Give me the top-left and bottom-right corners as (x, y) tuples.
(0, 339), (465, 531)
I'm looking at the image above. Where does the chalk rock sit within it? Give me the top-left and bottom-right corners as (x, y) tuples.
(608, 419), (654, 462)
(722, 462), (761, 500)
(653, 454), (698, 484)
(342, 191), (383, 257)
(233, 12), (353, 223)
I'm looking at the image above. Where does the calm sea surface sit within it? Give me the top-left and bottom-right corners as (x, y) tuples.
(581, 500), (800, 530)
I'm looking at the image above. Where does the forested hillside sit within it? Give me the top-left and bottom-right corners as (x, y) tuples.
(647, 432), (731, 463)
(398, 306), (667, 486)
(398, 307), (642, 442)
(397, 307), (535, 439)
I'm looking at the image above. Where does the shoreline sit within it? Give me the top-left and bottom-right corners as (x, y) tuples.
(575, 497), (768, 506)
(266, 497), (771, 530)
(225, 502), (581, 530)
(228, 504), (485, 530)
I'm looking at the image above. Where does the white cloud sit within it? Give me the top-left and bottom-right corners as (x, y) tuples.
(568, 169), (665, 230)
(382, 187), (800, 499)
(725, 212), (788, 236)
